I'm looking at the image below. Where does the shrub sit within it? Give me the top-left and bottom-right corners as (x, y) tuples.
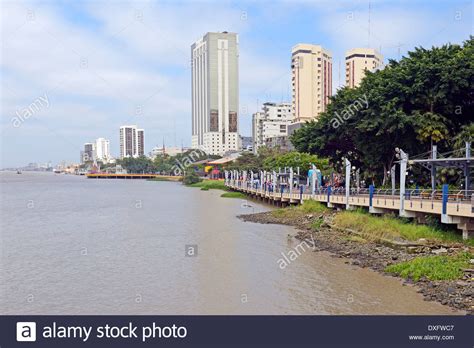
(183, 171), (202, 185)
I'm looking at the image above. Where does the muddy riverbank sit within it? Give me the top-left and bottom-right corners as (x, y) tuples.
(238, 209), (473, 314)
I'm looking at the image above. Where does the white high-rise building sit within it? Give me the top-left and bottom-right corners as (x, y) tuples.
(95, 138), (111, 163)
(252, 102), (293, 153)
(345, 48), (383, 88)
(191, 32), (240, 156)
(291, 44), (332, 123)
(119, 125), (144, 159)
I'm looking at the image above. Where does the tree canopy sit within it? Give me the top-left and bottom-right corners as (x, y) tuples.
(291, 37), (473, 186)
(227, 147), (330, 174)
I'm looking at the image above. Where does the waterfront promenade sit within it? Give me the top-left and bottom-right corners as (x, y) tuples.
(225, 177), (474, 240)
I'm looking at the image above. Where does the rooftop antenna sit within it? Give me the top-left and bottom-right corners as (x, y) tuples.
(173, 118), (177, 147)
(397, 42), (404, 60)
(162, 136), (165, 155)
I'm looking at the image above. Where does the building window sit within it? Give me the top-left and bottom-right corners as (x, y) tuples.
(210, 109), (218, 132)
(229, 111), (237, 132)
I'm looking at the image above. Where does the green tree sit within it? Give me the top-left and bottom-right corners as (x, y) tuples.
(262, 151), (330, 174)
(182, 170), (202, 185)
(291, 37), (474, 186)
(117, 156), (155, 173)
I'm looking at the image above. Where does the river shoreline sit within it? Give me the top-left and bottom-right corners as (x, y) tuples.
(238, 209), (473, 314)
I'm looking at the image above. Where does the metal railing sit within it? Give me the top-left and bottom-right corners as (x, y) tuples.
(226, 181), (473, 207)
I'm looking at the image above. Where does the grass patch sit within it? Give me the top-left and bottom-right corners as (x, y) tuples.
(385, 252), (473, 281)
(220, 192), (246, 199)
(311, 218), (324, 230)
(188, 180), (228, 191)
(271, 200), (328, 219)
(333, 210), (472, 246)
(299, 200), (328, 213)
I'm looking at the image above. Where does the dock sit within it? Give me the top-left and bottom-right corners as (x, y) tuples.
(225, 172), (474, 240)
(86, 173), (182, 180)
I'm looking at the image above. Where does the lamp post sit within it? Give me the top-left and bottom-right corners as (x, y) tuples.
(395, 148), (408, 216)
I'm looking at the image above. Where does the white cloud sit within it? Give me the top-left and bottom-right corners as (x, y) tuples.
(1, 0), (471, 167)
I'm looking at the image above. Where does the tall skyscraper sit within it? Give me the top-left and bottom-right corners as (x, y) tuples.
(345, 48), (383, 88)
(119, 125), (144, 159)
(95, 138), (111, 163)
(291, 44), (332, 123)
(191, 32), (240, 156)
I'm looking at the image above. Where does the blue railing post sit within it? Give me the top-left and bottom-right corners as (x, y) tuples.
(327, 186), (332, 203)
(442, 184), (449, 215)
(300, 185), (303, 201)
(369, 184), (374, 208)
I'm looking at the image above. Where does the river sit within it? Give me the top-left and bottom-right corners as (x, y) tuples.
(0, 172), (457, 315)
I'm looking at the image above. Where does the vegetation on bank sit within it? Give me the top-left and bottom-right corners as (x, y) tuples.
(385, 252), (473, 281)
(189, 180), (227, 191)
(272, 200), (328, 219)
(220, 192), (246, 198)
(182, 170), (202, 185)
(333, 210), (473, 246)
(187, 178), (244, 198)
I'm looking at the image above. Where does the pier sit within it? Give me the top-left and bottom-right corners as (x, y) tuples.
(224, 146), (474, 239)
(226, 180), (473, 239)
(86, 173), (182, 180)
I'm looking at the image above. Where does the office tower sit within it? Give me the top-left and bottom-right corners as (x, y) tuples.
(83, 142), (95, 162)
(252, 102), (293, 153)
(291, 44), (332, 123)
(345, 48), (383, 88)
(191, 31), (240, 155)
(119, 125), (144, 158)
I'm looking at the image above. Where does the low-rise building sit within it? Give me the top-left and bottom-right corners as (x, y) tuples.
(150, 146), (189, 159)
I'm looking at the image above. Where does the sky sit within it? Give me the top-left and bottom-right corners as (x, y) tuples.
(1, 0), (472, 168)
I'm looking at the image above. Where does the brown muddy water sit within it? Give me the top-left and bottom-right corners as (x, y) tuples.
(0, 172), (458, 314)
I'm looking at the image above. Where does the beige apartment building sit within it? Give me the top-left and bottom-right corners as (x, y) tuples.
(345, 48), (383, 88)
(291, 44), (332, 123)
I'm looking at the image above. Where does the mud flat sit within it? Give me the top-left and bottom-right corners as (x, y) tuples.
(238, 209), (473, 314)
